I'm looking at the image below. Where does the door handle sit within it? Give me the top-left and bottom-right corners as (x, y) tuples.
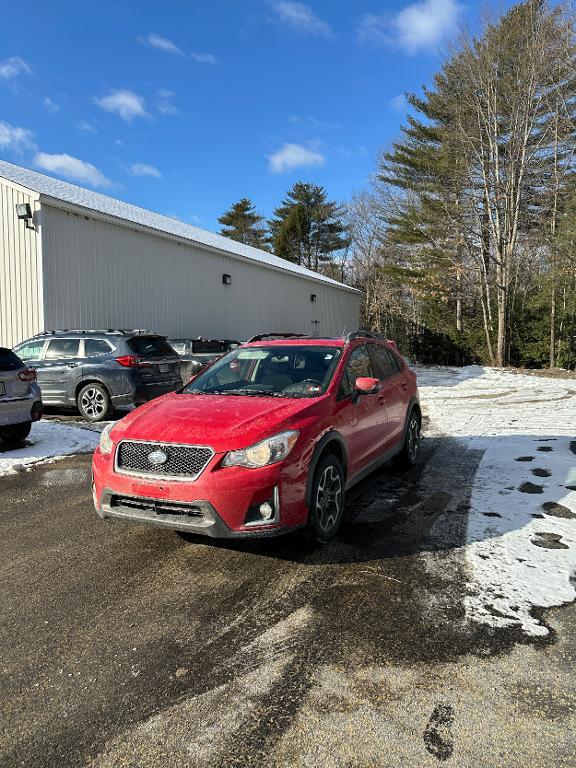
(401, 382), (407, 390)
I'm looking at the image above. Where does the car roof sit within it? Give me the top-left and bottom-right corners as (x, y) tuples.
(245, 337), (346, 348)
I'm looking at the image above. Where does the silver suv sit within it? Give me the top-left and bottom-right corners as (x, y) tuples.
(0, 348), (42, 443)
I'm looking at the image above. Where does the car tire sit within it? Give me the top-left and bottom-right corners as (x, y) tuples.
(395, 409), (421, 467)
(0, 421), (32, 444)
(77, 383), (112, 422)
(307, 454), (346, 544)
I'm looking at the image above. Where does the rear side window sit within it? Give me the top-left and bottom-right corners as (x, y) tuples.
(45, 339), (80, 359)
(85, 339), (112, 357)
(192, 340), (222, 354)
(0, 348), (23, 371)
(15, 340), (45, 361)
(369, 344), (402, 379)
(338, 345), (374, 399)
(128, 336), (176, 358)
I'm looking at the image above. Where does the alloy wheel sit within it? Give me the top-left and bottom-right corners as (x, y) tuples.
(315, 465), (343, 533)
(407, 416), (420, 462)
(81, 387), (106, 419)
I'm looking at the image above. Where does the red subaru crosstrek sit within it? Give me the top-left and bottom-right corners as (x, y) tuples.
(92, 332), (420, 543)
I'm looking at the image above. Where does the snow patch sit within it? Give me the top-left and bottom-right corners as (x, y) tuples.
(419, 366), (576, 637)
(0, 421), (99, 476)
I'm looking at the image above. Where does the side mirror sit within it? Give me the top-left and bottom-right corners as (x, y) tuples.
(354, 377), (380, 396)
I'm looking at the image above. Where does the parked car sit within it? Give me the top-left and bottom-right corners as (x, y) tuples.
(0, 347), (42, 443)
(13, 330), (181, 423)
(92, 331), (421, 543)
(168, 338), (240, 384)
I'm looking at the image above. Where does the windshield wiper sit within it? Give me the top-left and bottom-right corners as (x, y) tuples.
(230, 389), (285, 397)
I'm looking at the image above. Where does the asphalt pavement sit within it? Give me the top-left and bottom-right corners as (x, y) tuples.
(1, 435), (575, 767)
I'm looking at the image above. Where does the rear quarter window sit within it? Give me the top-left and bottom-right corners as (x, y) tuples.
(0, 348), (23, 371)
(85, 339), (113, 357)
(128, 337), (176, 358)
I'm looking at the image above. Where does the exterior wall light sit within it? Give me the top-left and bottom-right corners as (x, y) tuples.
(222, 274), (232, 285)
(310, 294), (317, 302)
(16, 203), (34, 229)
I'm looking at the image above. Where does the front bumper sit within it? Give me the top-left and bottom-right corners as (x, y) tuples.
(96, 488), (303, 538)
(92, 445), (309, 538)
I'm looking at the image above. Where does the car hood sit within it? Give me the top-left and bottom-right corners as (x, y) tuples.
(110, 391), (323, 452)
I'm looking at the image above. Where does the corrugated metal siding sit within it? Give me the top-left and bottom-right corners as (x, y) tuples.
(0, 179), (43, 347)
(42, 206), (360, 339)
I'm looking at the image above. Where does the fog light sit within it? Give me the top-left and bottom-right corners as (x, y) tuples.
(244, 488), (279, 526)
(259, 502), (274, 520)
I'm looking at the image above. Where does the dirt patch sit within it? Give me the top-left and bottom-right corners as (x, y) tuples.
(531, 532), (569, 550)
(542, 502), (576, 520)
(531, 468), (551, 478)
(505, 367), (576, 380)
(423, 703), (455, 761)
(518, 482), (544, 494)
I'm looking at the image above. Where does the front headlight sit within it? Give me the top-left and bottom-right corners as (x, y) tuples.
(99, 423), (115, 455)
(222, 430), (299, 469)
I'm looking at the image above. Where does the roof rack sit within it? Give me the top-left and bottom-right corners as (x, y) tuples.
(35, 328), (156, 337)
(247, 333), (310, 343)
(344, 330), (389, 342)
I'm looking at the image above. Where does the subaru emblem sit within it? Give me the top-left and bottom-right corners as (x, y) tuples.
(148, 449), (168, 466)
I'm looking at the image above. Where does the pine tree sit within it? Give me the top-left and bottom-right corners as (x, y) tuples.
(218, 198), (269, 249)
(269, 182), (349, 271)
(376, 0), (576, 366)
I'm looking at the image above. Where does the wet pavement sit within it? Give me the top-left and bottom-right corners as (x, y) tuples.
(1, 430), (575, 767)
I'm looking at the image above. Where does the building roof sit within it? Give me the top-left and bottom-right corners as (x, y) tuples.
(0, 160), (357, 294)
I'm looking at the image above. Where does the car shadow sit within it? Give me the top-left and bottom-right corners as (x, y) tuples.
(179, 433), (576, 566)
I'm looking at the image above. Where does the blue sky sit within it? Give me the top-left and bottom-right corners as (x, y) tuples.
(0, 0), (500, 232)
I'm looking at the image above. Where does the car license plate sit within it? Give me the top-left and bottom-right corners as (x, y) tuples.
(159, 364), (169, 373)
(0, 383), (5, 396)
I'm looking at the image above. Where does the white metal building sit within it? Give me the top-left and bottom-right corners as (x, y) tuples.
(0, 160), (360, 348)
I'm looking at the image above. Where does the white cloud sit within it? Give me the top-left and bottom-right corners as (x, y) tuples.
(34, 152), (111, 188)
(141, 33), (185, 57)
(129, 162), (162, 178)
(271, 1), (333, 38)
(140, 34), (217, 63)
(268, 142), (325, 174)
(95, 89), (148, 121)
(358, 0), (461, 54)
(389, 93), (408, 111)
(0, 121), (35, 153)
(75, 120), (97, 134)
(191, 51), (218, 64)
(156, 89), (180, 116)
(43, 97), (59, 113)
(0, 56), (32, 81)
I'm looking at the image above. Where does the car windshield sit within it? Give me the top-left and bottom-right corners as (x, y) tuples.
(182, 345), (342, 398)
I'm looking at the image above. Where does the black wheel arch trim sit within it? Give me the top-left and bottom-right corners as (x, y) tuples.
(305, 430), (348, 510)
(404, 397), (422, 436)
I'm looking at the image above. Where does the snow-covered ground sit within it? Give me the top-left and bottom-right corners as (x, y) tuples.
(418, 365), (576, 637)
(0, 421), (99, 476)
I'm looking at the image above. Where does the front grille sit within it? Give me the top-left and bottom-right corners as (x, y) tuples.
(116, 440), (213, 480)
(110, 495), (205, 518)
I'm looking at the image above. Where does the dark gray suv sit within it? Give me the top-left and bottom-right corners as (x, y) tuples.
(13, 331), (181, 422)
